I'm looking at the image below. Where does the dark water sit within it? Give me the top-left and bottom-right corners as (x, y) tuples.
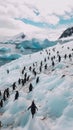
(0, 48), (40, 66)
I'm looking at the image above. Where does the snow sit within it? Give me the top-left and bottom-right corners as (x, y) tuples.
(0, 39), (73, 130)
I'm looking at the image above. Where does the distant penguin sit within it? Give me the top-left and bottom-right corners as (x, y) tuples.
(33, 63), (35, 67)
(18, 78), (21, 85)
(61, 75), (65, 78)
(12, 82), (16, 90)
(6, 88), (10, 98)
(0, 90), (2, 96)
(64, 54), (67, 59)
(58, 55), (61, 62)
(0, 99), (3, 107)
(44, 64), (47, 70)
(29, 66), (32, 71)
(40, 61), (43, 66)
(51, 57), (53, 61)
(48, 56), (49, 60)
(14, 91), (19, 100)
(53, 56), (55, 59)
(69, 54), (71, 59)
(49, 52), (50, 55)
(24, 73), (27, 79)
(52, 48), (55, 52)
(57, 51), (59, 54)
(44, 58), (46, 62)
(7, 69), (9, 74)
(36, 77), (39, 84)
(0, 121), (2, 127)
(39, 66), (42, 73)
(33, 69), (36, 76)
(27, 75), (30, 81)
(62, 46), (64, 48)
(52, 60), (55, 67)
(23, 66), (26, 70)
(29, 83), (33, 92)
(22, 69), (24, 74)
(3, 92), (6, 101)
(22, 79), (26, 86)
(67, 47), (69, 50)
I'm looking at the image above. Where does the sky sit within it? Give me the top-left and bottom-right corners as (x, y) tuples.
(0, 0), (73, 36)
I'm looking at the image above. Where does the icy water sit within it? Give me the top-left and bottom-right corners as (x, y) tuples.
(0, 37), (58, 66)
(0, 43), (40, 66)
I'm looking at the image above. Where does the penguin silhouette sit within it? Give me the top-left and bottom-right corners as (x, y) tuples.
(14, 91), (19, 100)
(28, 100), (38, 118)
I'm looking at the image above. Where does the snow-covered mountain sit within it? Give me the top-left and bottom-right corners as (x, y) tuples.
(59, 27), (73, 39)
(11, 33), (26, 42)
(0, 38), (73, 130)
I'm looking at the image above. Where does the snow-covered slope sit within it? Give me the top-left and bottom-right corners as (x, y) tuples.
(0, 39), (73, 130)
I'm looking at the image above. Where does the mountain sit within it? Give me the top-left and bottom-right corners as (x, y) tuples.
(4, 32), (58, 50)
(59, 27), (73, 39)
(13, 32), (26, 40)
(8, 32), (26, 43)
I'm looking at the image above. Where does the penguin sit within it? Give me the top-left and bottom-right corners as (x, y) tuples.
(0, 90), (2, 96)
(6, 88), (10, 98)
(14, 91), (19, 100)
(0, 100), (3, 107)
(29, 83), (33, 92)
(36, 77), (39, 84)
(28, 100), (38, 118)
(12, 82), (16, 90)
(7, 69), (9, 74)
(52, 60), (55, 67)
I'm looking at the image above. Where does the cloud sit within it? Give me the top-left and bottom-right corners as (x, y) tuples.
(0, 16), (42, 36)
(41, 15), (60, 25)
(0, 0), (73, 28)
(0, 16), (24, 29)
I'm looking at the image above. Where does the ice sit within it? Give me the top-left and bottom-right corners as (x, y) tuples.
(0, 47), (11, 53)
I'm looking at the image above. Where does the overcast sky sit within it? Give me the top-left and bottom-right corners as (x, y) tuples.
(0, 0), (73, 36)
